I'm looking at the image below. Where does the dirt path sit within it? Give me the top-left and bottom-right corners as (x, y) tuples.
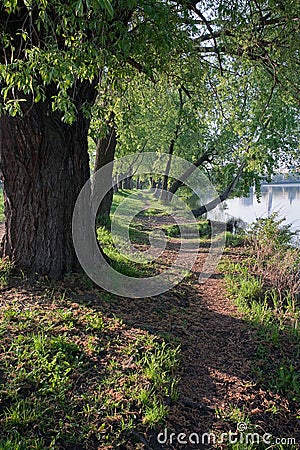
(103, 216), (300, 448)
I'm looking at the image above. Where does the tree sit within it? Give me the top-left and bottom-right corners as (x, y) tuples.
(0, 0), (299, 278)
(0, 0), (190, 277)
(91, 108), (117, 227)
(113, 65), (300, 208)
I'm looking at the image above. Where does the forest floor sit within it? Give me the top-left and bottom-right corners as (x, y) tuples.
(121, 214), (300, 449)
(0, 211), (299, 449)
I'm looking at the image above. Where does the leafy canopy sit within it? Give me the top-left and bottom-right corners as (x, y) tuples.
(0, 0), (191, 121)
(0, 0), (299, 190)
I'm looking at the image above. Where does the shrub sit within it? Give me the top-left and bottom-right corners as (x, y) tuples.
(246, 213), (300, 309)
(247, 212), (297, 256)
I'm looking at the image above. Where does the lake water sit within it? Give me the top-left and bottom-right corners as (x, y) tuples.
(224, 183), (300, 233)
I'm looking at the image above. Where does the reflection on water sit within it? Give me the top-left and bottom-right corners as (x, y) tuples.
(224, 183), (300, 233)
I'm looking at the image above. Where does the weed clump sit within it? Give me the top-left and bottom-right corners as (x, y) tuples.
(220, 213), (300, 401)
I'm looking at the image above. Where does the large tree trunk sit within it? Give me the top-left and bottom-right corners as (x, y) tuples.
(159, 138), (175, 201)
(123, 175), (133, 189)
(0, 97), (92, 279)
(94, 121), (117, 227)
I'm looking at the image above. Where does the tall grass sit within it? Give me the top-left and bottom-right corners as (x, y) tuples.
(220, 214), (300, 401)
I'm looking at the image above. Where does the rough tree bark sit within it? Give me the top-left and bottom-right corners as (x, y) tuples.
(149, 177), (155, 189)
(159, 137), (176, 201)
(0, 87), (96, 278)
(93, 120), (117, 226)
(0, 1), (141, 278)
(123, 175), (133, 189)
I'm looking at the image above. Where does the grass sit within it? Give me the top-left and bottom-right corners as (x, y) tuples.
(224, 230), (245, 247)
(221, 257), (300, 402)
(162, 219), (245, 248)
(97, 225), (152, 277)
(1, 190), (298, 448)
(0, 258), (13, 287)
(0, 283), (180, 449)
(219, 215), (300, 404)
(163, 220), (211, 239)
(110, 189), (172, 217)
(97, 190), (172, 277)
(0, 189), (182, 449)
(97, 189), (216, 277)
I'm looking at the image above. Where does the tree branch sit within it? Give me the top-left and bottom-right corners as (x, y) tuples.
(169, 150), (213, 194)
(191, 161), (246, 217)
(191, 6), (224, 75)
(126, 57), (156, 83)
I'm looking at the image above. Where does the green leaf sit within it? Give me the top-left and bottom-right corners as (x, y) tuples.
(75, 0), (84, 16)
(96, 0), (113, 17)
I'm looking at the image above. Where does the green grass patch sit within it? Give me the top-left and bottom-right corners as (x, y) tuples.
(163, 221), (245, 247)
(0, 290), (180, 449)
(0, 258), (13, 287)
(163, 220), (211, 239)
(220, 256), (300, 402)
(139, 208), (169, 217)
(110, 189), (170, 216)
(219, 216), (300, 403)
(224, 231), (245, 247)
(97, 225), (152, 277)
(97, 189), (179, 277)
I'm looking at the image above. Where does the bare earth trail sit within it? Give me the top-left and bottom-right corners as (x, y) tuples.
(111, 215), (299, 449)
